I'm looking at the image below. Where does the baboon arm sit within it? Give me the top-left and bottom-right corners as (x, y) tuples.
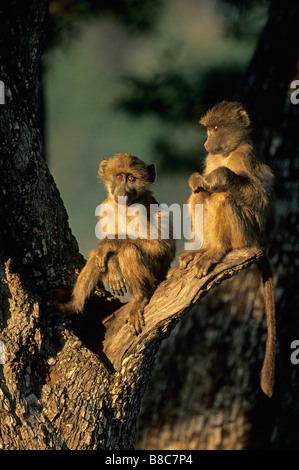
(203, 166), (249, 193)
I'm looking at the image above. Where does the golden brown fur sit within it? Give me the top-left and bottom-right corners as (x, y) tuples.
(179, 101), (276, 397)
(64, 153), (176, 334)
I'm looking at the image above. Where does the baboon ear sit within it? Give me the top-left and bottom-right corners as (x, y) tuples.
(98, 157), (109, 178)
(237, 108), (250, 127)
(147, 164), (156, 183)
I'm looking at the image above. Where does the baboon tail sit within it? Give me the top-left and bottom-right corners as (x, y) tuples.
(257, 256), (276, 398)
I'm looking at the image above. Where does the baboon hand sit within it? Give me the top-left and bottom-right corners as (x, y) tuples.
(194, 258), (212, 278)
(107, 272), (127, 297)
(188, 172), (208, 193)
(193, 252), (219, 279)
(179, 251), (195, 269)
(127, 308), (145, 336)
(96, 248), (112, 272)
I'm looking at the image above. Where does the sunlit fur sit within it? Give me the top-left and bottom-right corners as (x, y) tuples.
(64, 153), (176, 335)
(180, 101), (276, 397)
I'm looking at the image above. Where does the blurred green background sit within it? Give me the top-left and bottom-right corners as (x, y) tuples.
(44, 0), (269, 259)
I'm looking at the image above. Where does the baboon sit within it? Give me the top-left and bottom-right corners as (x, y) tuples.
(63, 153), (176, 335)
(179, 101), (276, 397)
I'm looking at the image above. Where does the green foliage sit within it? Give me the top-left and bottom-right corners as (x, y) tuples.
(216, 0), (270, 39)
(115, 62), (246, 172)
(49, 0), (163, 47)
(118, 63), (244, 123)
(47, 0), (270, 173)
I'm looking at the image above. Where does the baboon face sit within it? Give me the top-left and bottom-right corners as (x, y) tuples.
(204, 126), (226, 155)
(110, 171), (142, 204)
(200, 101), (252, 156)
(99, 153), (156, 204)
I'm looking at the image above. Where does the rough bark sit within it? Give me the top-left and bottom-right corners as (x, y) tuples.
(0, 244), (263, 450)
(0, 0), (269, 450)
(0, 0), (84, 292)
(136, 0), (299, 451)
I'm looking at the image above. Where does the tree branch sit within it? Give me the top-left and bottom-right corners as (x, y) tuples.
(102, 247), (264, 370)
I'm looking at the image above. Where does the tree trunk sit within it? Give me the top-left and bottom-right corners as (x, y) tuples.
(0, 1), (268, 450)
(136, 0), (299, 450)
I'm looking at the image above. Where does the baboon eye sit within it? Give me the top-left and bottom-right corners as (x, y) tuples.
(128, 175), (136, 182)
(116, 174), (123, 180)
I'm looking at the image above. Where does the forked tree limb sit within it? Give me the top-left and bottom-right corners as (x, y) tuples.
(102, 247), (264, 370)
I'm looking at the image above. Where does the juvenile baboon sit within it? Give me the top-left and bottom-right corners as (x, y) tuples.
(63, 153), (176, 334)
(179, 101), (276, 397)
